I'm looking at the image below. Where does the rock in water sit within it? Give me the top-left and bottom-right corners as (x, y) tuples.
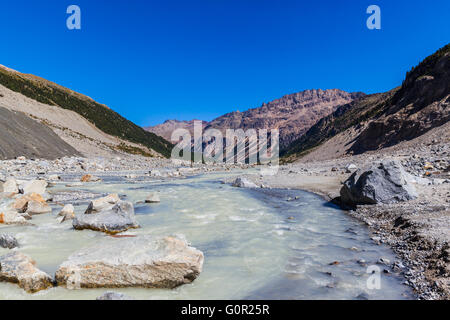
(23, 180), (48, 195)
(26, 200), (52, 215)
(58, 204), (75, 223)
(96, 292), (135, 300)
(340, 160), (418, 206)
(81, 174), (101, 183)
(85, 194), (120, 214)
(0, 234), (19, 249)
(2, 178), (19, 194)
(13, 193), (46, 213)
(0, 210), (27, 225)
(0, 252), (53, 293)
(58, 204), (75, 217)
(73, 201), (139, 234)
(55, 236), (204, 289)
(232, 177), (258, 188)
(145, 193), (160, 203)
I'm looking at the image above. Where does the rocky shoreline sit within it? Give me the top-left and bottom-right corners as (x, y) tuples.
(237, 142), (449, 300)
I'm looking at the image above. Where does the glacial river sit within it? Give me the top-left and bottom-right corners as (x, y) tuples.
(0, 171), (414, 300)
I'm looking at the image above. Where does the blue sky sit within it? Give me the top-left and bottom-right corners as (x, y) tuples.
(0, 0), (448, 126)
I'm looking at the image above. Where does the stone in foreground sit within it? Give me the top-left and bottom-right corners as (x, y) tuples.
(232, 177), (258, 188)
(73, 201), (139, 234)
(55, 236), (204, 289)
(0, 252), (53, 293)
(0, 234), (19, 249)
(96, 291), (135, 300)
(340, 160), (418, 206)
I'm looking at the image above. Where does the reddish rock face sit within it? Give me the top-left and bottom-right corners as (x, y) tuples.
(145, 89), (364, 148)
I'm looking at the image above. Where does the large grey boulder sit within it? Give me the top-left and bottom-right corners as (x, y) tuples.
(0, 234), (19, 249)
(55, 235), (204, 289)
(340, 160), (418, 206)
(232, 177), (258, 188)
(0, 252), (53, 293)
(73, 201), (139, 234)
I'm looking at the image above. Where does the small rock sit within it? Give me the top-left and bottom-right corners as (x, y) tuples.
(85, 194), (120, 214)
(145, 193), (160, 203)
(0, 234), (19, 249)
(96, 292), (135, 300)
(80, 174), (101, 183)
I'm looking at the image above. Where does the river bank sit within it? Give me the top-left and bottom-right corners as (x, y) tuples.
(238, 153), (449, 300)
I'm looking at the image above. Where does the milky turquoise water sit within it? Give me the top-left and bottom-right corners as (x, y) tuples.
(0, 172), (414, 300)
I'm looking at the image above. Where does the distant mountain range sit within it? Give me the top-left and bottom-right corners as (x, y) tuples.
(146, 89), (364, 148)
(0, 43), (447, 162)
(282, 43), (450, 161)
(147, 44), (449, 164)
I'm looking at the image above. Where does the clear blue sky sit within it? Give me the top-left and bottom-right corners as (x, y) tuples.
(0, 0), (448, 126)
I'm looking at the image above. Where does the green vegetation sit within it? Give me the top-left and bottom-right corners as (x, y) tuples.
(0, 68), (173, 158)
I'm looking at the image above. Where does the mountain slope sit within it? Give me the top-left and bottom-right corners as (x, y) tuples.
(205, 89), (364, 148)
(282, 43), (450, 161)
(0, 65), (173, 158)
(0, 106), (80, 160)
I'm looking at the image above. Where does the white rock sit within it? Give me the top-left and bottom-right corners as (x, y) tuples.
(23, 180), (48, 195)
(145, 193), (160, 203)
(55, 235), (204, 289)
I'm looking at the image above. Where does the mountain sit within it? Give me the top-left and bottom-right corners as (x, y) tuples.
(0, 65), (173, 159)
(145, 119), (207, 142)
(205, 89), (364, 148)
(0, 106), (80, 160)
(282, 43), (450, 161)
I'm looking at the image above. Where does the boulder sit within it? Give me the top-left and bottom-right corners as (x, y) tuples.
(0, 210), (27, 225)
(0, 252), (53, 293)
(85, 194), (120, 214)
(58, 204), (74, 217)
(81, 174), (101, 183)
(55, 236), (204, 289)
(232, 177), (258, 188)
(58, 204), (75, 223)
(96, 292), (135, 300)
(2, 178), (18, 194)
(13, 193), (46, 213)
(47, 174), (61, 181)
(73, 201), (139, 234)
(23, 180), (48, 195)
(0, 234), (19, 249)
(145, 193), (160, 203)
(26, 200), (52, 215)
(340, 160), (418, 206)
